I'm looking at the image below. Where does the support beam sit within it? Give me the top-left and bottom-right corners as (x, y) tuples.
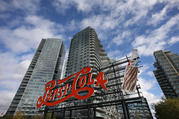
(93, 108), (96, 119)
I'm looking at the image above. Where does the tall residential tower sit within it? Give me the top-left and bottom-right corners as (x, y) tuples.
(65, 26), (109, 77)
(153, 50), (179, 98)
(6, 38), (65, 115)
(65, 27), (113, 118)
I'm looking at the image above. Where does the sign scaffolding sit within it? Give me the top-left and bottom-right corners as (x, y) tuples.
(38, 56), (153, 119)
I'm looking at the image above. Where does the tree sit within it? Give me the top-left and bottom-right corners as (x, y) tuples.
(13, 111), (24, 119)
(32, 114), (43, 119)
(153, 98), (179, 119)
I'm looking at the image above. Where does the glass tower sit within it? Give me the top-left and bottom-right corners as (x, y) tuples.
(6, 38), (65, 116)
(153, 50), (179, 98)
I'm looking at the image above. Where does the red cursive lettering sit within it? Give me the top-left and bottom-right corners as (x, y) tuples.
(36, 67), (108, 109)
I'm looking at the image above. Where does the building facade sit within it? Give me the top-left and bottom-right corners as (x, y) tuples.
(65, 26), (109, 77)
(64, 27), (115, 118)
(6, 38), (65, 116)
(153, 50), (179, 98)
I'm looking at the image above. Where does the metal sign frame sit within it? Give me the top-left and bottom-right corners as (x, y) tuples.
(39, 56), (153, 119)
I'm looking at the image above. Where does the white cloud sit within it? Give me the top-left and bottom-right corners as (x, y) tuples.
(148, 5), (168, 26)
(133, 36), (145, 46)
(0, 0), (40, 14)
(112, 31), (131, 46)
(168, 36), (179, 45)
(138, 77), (161, 104)
(73, 0), (96, 12)
(51, 0), (179, 49)
(51, 0), (179, 31)
(81, 15), (118, 31)
(80, 14), (119, 40)
(132, 14), (179, 56)
(124, 9), (148, 27)
(0, 52), (31, 90)
(139, 64), (150, 75)
(112, 35), (123, 46)
(147, 71), (154, 77)
(52, 0), (72, 13)
(79, 0), (156, 26)
(77, 0), (179, 44)
(107, 50), (121, 59)
(52, 0), (103, 13)
(0, 15), (65, 53)
(53, 0), (159, 29)
(0, 90), (16, 116)
(120, 0), (158, 27)
(52, 0), (117, 13)
(66, 20), (78, 32)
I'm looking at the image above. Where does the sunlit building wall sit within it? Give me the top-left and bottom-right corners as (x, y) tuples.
(153, 50), (179, 98)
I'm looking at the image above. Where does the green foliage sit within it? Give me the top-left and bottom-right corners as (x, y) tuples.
(1, 115), (13, 119)
(154, 98), (179, 119)
(1, 113), (44, 119)
(13, 111), (24, 119)
(32, 114), (43, 119)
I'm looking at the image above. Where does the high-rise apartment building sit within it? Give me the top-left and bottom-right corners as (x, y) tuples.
(64, 27), (113, 118)
(65, 26), (109, 77)
(153, 50), (179, 98)
(6, 38), (65, 116)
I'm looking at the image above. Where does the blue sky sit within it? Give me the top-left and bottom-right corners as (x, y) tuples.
(0, 0), (179, 116)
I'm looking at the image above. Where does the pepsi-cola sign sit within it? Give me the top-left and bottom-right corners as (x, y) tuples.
(36, 67), (108, 108)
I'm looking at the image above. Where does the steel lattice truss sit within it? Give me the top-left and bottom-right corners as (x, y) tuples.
(39, 57), (153, 119)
